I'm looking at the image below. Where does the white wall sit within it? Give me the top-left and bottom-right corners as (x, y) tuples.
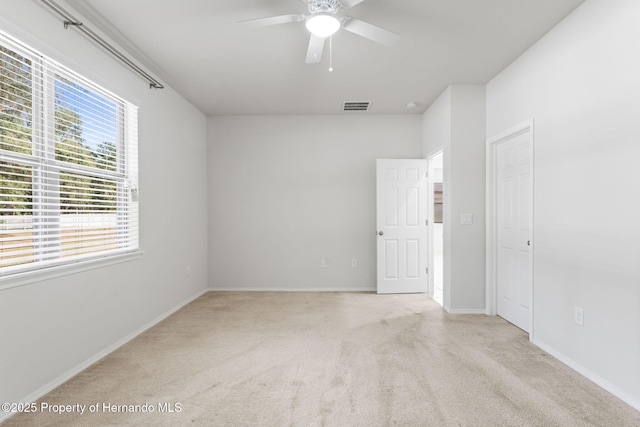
(422, 85), (486, 312)
(423, 87), (451, 158)
(0, 0), (208, 410)
(208, 115), (422, 291)
(486, 0), (640, 408)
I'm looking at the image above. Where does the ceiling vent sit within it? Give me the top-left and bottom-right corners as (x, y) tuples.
(343, 101), (371, 111)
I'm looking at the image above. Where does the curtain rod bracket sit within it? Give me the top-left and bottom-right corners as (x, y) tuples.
(63, 21), (83, 30)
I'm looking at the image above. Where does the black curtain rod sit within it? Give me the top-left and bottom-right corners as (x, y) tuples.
(41, 0), (164, 89)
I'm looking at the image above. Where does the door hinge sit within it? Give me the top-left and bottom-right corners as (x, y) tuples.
(426, 219), (429, 226)
(426, 267), (429, 274)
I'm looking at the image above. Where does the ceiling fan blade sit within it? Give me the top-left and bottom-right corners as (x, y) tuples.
(239, 14), (305, 27)
(306, 34), (325, 64)
(342, 18), (400, 47)
(340, 0), (368, 8)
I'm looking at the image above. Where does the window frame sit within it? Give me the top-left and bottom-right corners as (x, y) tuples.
(0, 31), (140, 287)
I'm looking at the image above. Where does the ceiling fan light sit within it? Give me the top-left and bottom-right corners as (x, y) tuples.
(305, 14), (340, 38)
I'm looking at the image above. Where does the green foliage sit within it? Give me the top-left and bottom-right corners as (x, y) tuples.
(0, 162), (32, 216)
(1, 45), (120, 216)
(0, 45), (32, 155)
(1, 46), (32, 214)
(94, 141), (117, 172)
(90, 141), (118, 212)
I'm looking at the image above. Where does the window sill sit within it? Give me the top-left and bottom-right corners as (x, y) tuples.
(0, 250), (144, 291)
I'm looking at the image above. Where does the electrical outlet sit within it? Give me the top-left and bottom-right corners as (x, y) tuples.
(351, 259), (358, 268)
(321, 259), (327, 268)
(574, 307), (584, 326)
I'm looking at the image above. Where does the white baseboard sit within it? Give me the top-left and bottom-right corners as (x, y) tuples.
(0, 288), (209, 424)
(207, 286), (376, 292)
(444, 306), (487, 314)
(532, 338), (640, 412)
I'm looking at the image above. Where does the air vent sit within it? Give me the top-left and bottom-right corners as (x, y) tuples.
(343, 101), (371, 111)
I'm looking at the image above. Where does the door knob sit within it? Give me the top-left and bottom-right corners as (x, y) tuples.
(378, 231), (384, 236)
(527, 240), (531, 246)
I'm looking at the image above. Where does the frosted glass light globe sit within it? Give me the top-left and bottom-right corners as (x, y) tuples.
(305, 14), (340, 38)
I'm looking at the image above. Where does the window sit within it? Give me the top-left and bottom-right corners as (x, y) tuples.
(0, 31), (138, 279)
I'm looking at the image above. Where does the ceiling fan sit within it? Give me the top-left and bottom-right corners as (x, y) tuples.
(240, 0), (400, 64)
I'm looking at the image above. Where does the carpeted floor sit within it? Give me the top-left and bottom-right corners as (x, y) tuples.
(4, 291), (640, 426)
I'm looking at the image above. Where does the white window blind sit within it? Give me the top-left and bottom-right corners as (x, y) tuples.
(0, 31), (139, 278)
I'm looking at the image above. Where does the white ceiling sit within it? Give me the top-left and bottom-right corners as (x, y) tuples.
(65, 0), (584, 116)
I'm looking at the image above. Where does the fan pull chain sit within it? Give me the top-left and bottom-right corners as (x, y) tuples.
(329, 36), (333, 72)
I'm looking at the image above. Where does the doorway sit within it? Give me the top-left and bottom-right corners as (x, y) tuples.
(427, 152), (444, 306)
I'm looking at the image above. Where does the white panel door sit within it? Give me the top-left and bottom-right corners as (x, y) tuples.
(496, 132), (532, 332)
(376, 159), (428, 294)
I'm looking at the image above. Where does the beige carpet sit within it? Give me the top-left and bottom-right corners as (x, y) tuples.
(4, 292), (640, 426)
